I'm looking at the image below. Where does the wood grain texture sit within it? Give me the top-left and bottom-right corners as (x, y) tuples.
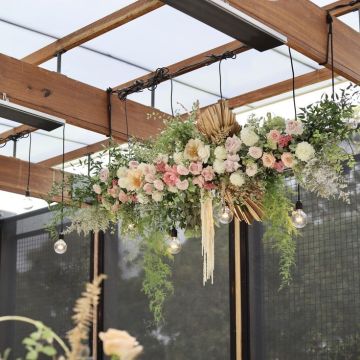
(21, 0), (164, 66)
(114, 40), (249, 91)
(228, 68), (332, 108)
(0, 53), (165, 140)
(0, 124), (36, 145)
(323, 0), (360, 17)
(227, 0), (360, 83)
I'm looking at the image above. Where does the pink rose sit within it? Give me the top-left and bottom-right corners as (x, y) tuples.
(267, 129), (281, 143)
(189, 162), (203, 175)
(176, 179), (189, 190)
(227, 154), (240, 162)
(262, 153), (276, 168)
(201, 166), (215, 182)
(107, 186), (119, 199)
(224, 160), (240, 173)
(163, 171), (179, 187)
(143, 183), (154, 195)
(204, 182), (217, 190)
(145, 173), (156, 183)
(93, 184), (102, 195)
(118, 191), (128, 203)
(99, 168), (109, 182)
(155, 161), (167, 173)
(285, 120), (303, 135)
(281, 152), (295, 168)
(153, 179), (164, 191)
(248, 146), (263, 159)
(273, 160), (285, 172)
(278, 135), (292, 148)
(225, 134), (242, 153)
(177, 164), (190, 176)
(192, 176), (205, 188)
(129, 161), (139, 169)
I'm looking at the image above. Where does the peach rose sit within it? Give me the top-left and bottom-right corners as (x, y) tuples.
(267, 129), (281, 143)
(262, 153), (276, 168)
(248, 146), (263, 159)
(281, 152), (295, 168)
(153, 179), (164, 191)
(143, 183), (154, 195)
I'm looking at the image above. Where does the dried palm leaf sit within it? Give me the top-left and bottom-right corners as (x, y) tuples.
(197, 100), (240, 144)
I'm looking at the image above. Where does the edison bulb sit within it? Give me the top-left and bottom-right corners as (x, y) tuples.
(54, 234), (67, 254)
(216, 206), (234, 224)
(291, 209), (308, 229)
(22, 195), (34, 210)
(167, 237), (182, 255)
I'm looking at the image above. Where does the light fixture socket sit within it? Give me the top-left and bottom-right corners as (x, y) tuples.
(25, 190), (30, 197)
(170, 227), (178, 238)
(295, 200), (303, 210)
(58, 233), (64, 240)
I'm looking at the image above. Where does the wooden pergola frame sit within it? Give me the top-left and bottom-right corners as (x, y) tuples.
(0, 0), (359, 199)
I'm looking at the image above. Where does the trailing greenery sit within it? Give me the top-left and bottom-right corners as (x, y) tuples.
(263, 177), (298, 287)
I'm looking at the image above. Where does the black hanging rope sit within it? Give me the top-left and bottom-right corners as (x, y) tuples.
(288, 47), (297, 120)
(0, 130), (31, 148)
(60, 124), (65, 234)
(170, 76), (174, 117)
(26, 133), (32, 195)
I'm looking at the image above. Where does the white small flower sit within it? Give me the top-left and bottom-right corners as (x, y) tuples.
(118, 177), (129, 189)
(246, 163), (258, 177)
(230, 171), (246, 187)
(295, 141), (315, 162)
(213, 159), (226, 174)
(198, 145), (211, 163)
(152, 191), (163, 202)
(137, 193), (149, 204)
(240, 127), (259, 147)
(168, 186), (178, 193)
(173, 152), (184, 165)
(155, 153), (168, 163)
(214, 146), (227, 160)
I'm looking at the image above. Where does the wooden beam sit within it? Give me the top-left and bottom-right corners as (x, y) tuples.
(0, 125), (36, 145)
(0, 53), (165, 141)
(37, 138), (124, 167)
(113, 40), (249, 91)
(0, 155), (66, 200)
(228, 68), (332, 109)
(226, 0), (360, 83)
(21, 0), (164, 66)
(323, 0), (360, 17)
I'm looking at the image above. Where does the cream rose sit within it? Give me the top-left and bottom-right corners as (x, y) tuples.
(230, 171), (246, 187)
(198, 145), (211, 163)
(152, 191), (163, 202)
(248, 146), (263, 159)
(240, 127), (259, 147)
(117, 166), (128, 178)
(281, 152), (296, 168)
(295, 141), (315, 162)
(246, 163), (258, 177)
(99, 329), (143, 360)
(214, 146), (227, 160)
(213, 159), (226, 174)
(262, 153), (276, 168)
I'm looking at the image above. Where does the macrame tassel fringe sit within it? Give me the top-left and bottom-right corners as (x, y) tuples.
(201, 191), (215, 285)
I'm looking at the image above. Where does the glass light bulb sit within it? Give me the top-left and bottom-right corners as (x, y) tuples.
(167, 236), (182, 255)
(22, 195), (34, 210)
(216, 206), (234, 224)
(291, 209), (308, 229)
(128, 223), (135, 230)
(54, 238), (67, 254)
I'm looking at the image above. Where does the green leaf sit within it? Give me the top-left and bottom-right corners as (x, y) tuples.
(41, 346), (57, 356)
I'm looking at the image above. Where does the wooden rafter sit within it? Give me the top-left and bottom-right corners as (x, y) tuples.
(0, 53), (165, 141)
(21, 0), (164, 66)
(228, 68), (333, 109)
(323, 0), (360, 17)
(0, 125), (36, 145)
(225, 0), (360, 83)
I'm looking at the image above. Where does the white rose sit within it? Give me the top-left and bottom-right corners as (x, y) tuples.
(213, 159), (226, 174)
(118, 177), (129, 189)
(173, 152), (184, 165)
(198, 145), (211, 163)
(214, 146), (227, 160)
(248, 146), (263, 159)
(230, 171), (246, 187)
(152, 191), (163, 202)
(295, 141), (315, 162)
(240, 127), (259, 147)
(116, 166), (128, 178)
(92, 184), (102, 194)
(137, 193), (149, 204)
(246, 163), (258, 177)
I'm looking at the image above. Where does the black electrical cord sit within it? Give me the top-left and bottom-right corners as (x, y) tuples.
(60, 124), (65, 234)
(288, 47), (297, 120)
(170, 76), (174, 117)
(26, 133), (32, 196)
(0, 130), (31, 148)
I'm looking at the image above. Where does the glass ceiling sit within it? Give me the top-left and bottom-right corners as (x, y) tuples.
(0, 0), (359, 215)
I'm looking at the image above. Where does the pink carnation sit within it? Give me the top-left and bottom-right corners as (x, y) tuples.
(145, 173), (156, 183)
(278, 135), (292, 148)
(201, 166), (215, 182)
(227, 154), (240, 162)
(224, 160), (240, 173)
(129, 160), (139, 169)
(163, 171), (179, 187)
(177, 164), (190, 176)
(155, 161), (167, 173)
(176, 179), (189, 190)
(153, 179), (164, 191)
(225, 134), (242, 153)
(267, 129), (281, 143)
(118, 191), (128, 203)
(204, 182), (217, 190)
(143, 183), (154, 195)
(189, 162), (203, 175)
(273, 160), (285, 173)
(107, 186), (119, 199)
(262, 153), (276, 168)
(99, 168), (109, 182)
(193, 176), (205, 188)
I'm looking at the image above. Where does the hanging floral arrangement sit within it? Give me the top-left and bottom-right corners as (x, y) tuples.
(48, 85), (359, 325)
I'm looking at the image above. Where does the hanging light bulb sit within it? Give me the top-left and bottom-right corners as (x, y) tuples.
(345, 117), (358, 130)
(167, 227), (181, 255)
(128, 223), (135, 230)
(54, 233), (67, 254)
(23, 190), (34, 210)
(215, 201), (234, 225)
(291, 185), (308, 229)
